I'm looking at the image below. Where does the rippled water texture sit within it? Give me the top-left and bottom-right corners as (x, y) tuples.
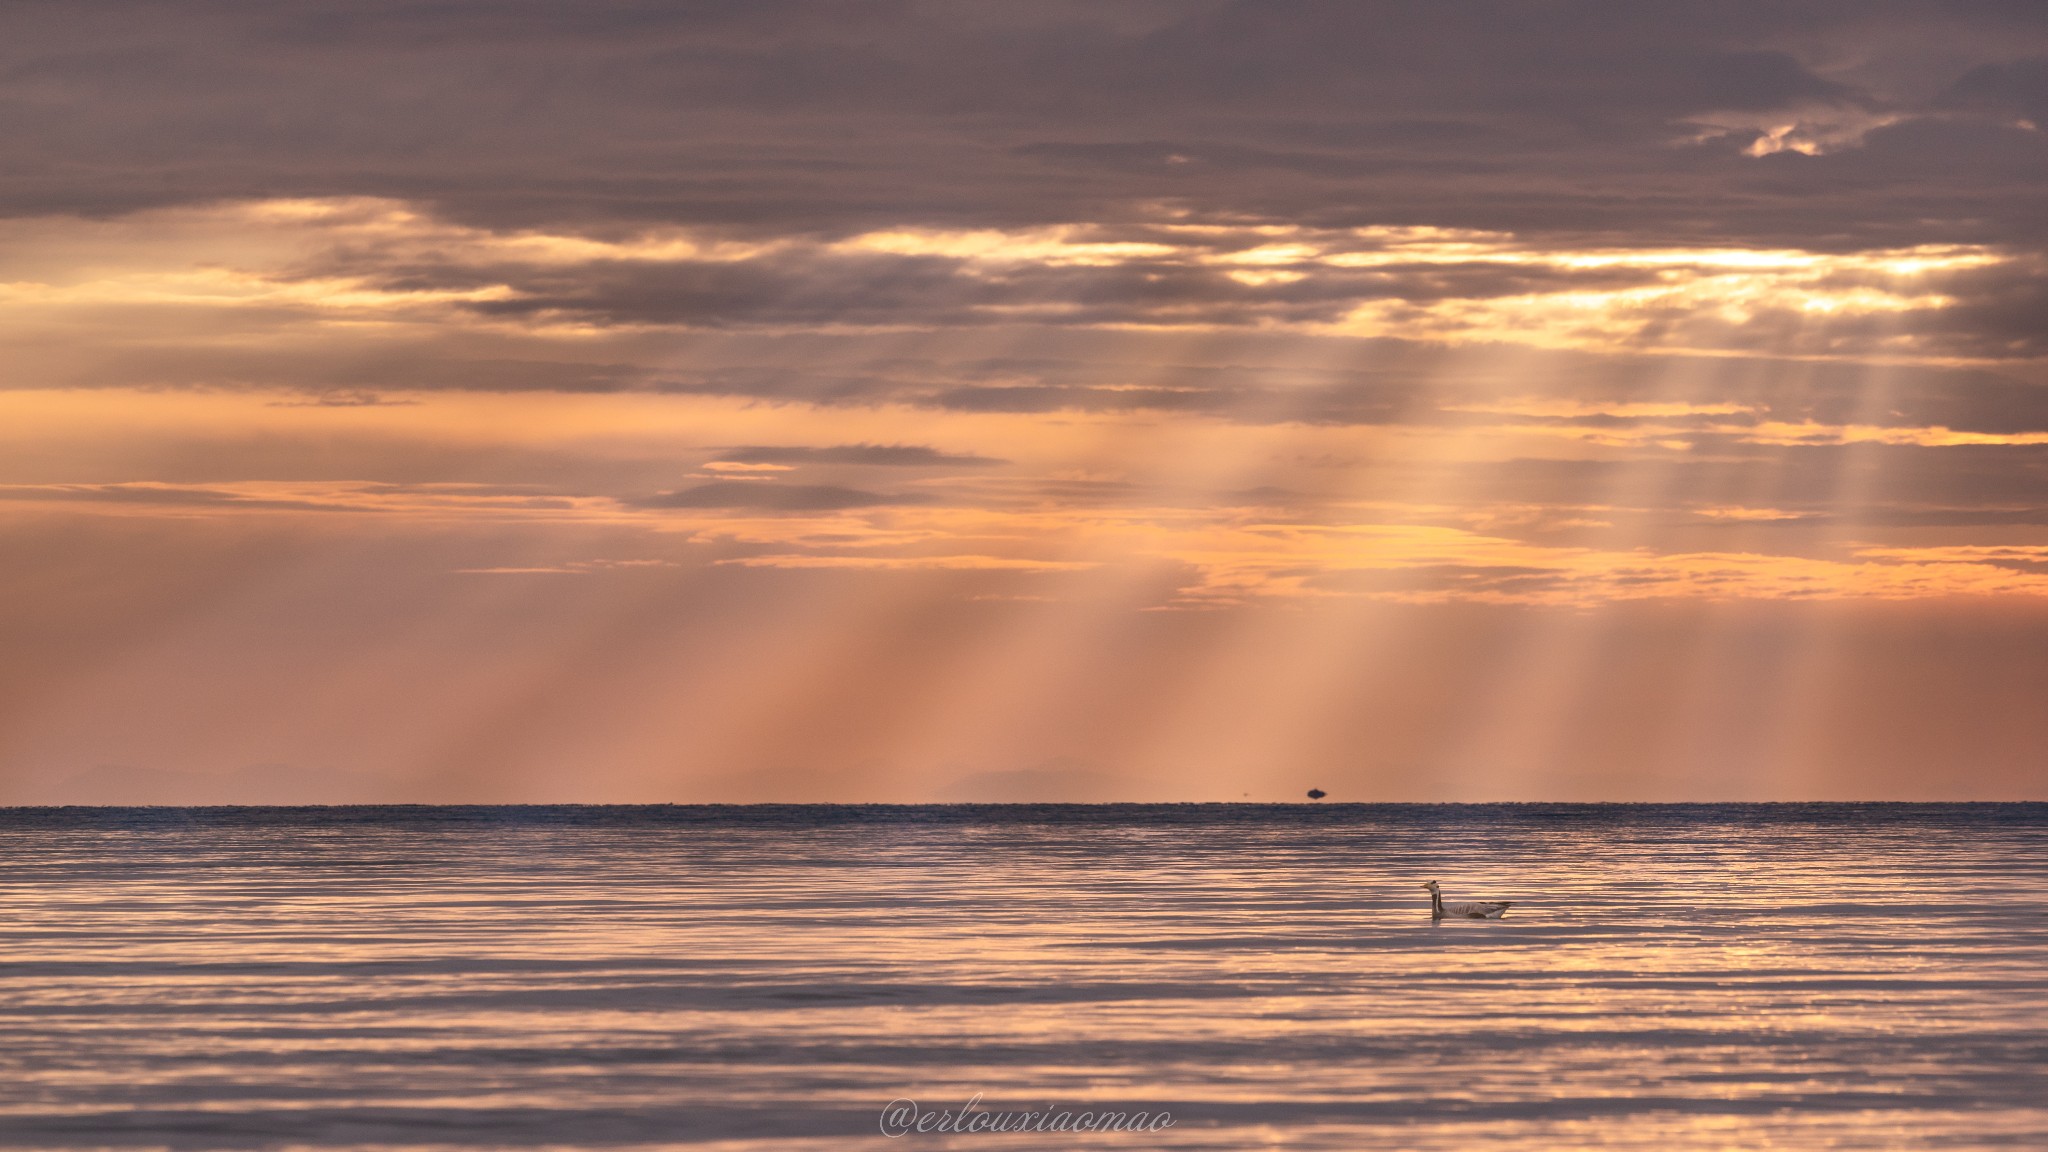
(1, 804), (2044, 1150)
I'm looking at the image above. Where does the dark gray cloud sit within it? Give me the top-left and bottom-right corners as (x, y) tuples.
(654, 342), (2048, 432)
(248, 222), (2040, 360)
(392, 248), (1681, 330)
(1941, 55), (2048, 121)
(633, 337), (1446, 422)
(6, 1), (2044, 393)
(627, 482), (929, 511)
(58, 346), (656, 396)
(1858, 506), (2048, 528)
(1454, 445), (2048, 525)
(458, 252), (999, 328)
(3, 1), (2045, 249)
(1898, 258), (2048, 360)
(716, 444), (1004, 467)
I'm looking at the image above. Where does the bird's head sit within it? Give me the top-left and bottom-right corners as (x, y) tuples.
(1420, 880), (1440, 891)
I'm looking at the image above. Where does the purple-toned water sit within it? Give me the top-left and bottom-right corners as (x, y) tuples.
(1, 804), (2044, 1150)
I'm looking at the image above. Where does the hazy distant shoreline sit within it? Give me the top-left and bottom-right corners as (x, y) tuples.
(2, 800), (2042, 824)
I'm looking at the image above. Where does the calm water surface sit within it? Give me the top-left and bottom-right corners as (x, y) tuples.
(0, 804), (2044, 1150)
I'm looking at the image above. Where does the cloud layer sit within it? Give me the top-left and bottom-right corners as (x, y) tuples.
(4, 3), (2048, 800)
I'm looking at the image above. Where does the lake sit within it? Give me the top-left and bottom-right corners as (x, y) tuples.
(1, 804), (2043, 1149)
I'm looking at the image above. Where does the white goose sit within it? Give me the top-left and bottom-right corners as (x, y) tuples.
(1422, 880), (1512, 920)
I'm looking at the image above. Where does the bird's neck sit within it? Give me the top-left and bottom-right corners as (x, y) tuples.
(1430, 890), (1443, 918)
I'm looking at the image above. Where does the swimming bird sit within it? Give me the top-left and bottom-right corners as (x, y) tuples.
(1421, 880), (1512, 920)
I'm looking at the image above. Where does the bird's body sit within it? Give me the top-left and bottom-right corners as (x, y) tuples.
(1421, 880), (1511, 920)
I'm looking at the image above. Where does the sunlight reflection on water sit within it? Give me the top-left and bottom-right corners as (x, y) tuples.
(0, 804), (2044, 1150)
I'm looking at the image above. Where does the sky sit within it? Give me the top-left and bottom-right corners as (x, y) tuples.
(5, 1), (2048, 803)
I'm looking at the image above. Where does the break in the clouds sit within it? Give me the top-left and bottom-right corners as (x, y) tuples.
(4, 2), (2048, 803)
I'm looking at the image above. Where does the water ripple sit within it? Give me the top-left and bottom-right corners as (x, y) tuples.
(0, 804), (2043, 1149)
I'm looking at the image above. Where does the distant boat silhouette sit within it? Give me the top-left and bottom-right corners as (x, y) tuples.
(1421, 880), (1512, 920)
(1306, 788), (1326, 800)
